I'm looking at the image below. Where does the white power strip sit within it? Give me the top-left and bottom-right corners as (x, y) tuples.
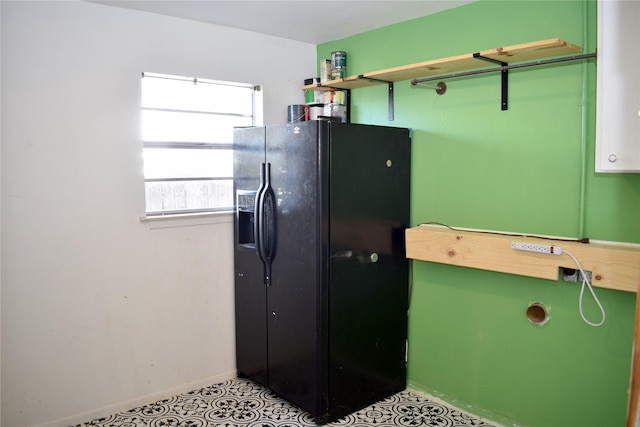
(511, 241), (605, 326)
(511, 241), (563, 255)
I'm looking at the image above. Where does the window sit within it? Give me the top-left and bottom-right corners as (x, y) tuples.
(141, 72), (262, 216)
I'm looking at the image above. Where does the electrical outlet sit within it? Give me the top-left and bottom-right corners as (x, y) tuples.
(511, 241), (563, 255)
(561, 267), (592, 283)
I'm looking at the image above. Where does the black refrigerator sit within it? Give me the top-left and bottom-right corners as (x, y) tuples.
(233, 120), (411, 423)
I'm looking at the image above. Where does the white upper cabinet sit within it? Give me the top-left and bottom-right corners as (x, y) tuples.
(596, 0), (640, 172)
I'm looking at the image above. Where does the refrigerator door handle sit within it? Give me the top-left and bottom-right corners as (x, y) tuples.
(254, 163), (266, 264)
(258, 163), (277, 286)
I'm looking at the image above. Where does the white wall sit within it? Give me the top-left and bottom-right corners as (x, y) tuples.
(0, 1), (316, 426)
(0, 2), (3, 424)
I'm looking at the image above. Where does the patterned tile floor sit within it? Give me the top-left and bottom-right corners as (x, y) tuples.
(75, 377), (499, 427)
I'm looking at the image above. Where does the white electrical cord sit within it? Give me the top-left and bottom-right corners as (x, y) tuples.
(563, 249), (606, 327)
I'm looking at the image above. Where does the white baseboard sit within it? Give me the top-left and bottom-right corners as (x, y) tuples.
(33, 370), (237, 427)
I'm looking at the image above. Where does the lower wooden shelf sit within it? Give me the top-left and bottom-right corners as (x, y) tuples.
(406, 224), (640, 293)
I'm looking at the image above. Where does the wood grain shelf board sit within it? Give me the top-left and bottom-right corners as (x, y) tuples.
(406, 225), (640, 293)
(303, 38), (583, 91)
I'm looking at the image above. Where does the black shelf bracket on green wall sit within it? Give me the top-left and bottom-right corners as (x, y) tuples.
(359, 75), (395, 121)
(472, 53), (509, 110)
(410, 52), (597, 111)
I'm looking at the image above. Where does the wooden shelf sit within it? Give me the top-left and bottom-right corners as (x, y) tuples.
(303, 38), (583, 92)
(406, 224), (640, 293)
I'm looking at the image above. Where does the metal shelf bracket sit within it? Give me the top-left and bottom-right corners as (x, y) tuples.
(359, 75), (395, 121)
(473, 53), (509, 110)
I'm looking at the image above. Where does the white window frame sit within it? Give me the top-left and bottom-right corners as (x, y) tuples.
(141, 72), (263, 218)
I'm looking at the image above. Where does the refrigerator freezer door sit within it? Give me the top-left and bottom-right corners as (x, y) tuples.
(234, 126), (269, 387)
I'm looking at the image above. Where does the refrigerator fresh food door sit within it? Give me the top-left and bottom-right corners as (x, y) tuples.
(327, 123), (411, 418)
(265, 122), (329, 419)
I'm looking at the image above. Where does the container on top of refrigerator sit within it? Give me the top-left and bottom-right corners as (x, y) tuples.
(308, 104), (324, 120)
(288, 104), (309, 122)
(323, 104), (347, 122)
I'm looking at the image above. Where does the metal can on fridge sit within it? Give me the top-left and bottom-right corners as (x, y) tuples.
(288, 104), (308, 122)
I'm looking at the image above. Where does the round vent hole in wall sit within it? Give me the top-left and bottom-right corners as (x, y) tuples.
(526, 302), (549, 325)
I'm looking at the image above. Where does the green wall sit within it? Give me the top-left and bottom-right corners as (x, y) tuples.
(319, 1), (639, 426)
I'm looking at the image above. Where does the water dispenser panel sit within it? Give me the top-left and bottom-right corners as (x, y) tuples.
(237, 191), (256, 247)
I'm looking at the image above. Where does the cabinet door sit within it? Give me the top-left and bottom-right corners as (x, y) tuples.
(596, 0), (640, 172)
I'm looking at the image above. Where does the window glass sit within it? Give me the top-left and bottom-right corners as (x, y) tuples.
(141, 72), (261, 215)
(142, 77), (254, 115)
(142, 110), (252, 143)
(143, 148), (233, 179)
(145, 180), (233, 215)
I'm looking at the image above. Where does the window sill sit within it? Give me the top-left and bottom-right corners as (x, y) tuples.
(140, 211), (234, 229)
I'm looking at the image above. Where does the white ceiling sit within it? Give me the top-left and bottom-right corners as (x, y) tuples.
(90, 0), (475, 44)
